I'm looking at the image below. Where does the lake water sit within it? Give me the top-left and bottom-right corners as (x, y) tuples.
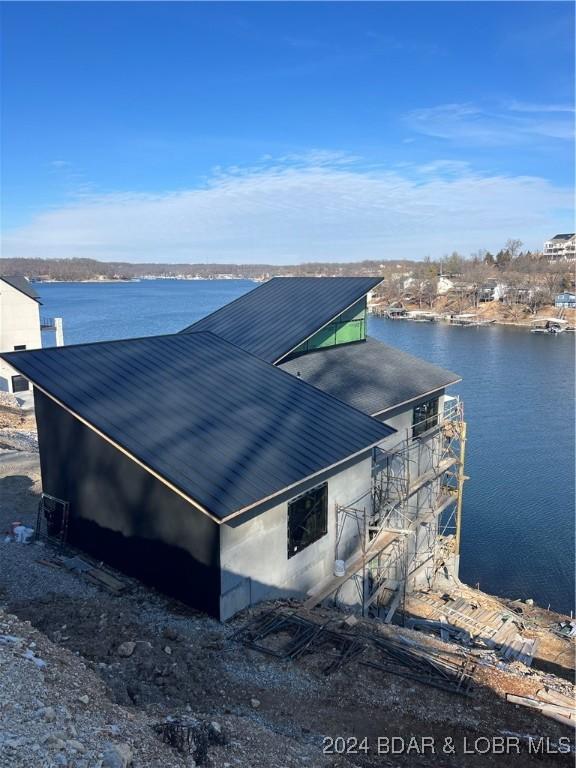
(38, 280), (575, 614)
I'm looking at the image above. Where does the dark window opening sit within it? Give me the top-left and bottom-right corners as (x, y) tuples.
(11, 375), (29, 393)
(287, 483), (328, 558)
(413, 397), (439, 437)
(13, 345), (26, 351)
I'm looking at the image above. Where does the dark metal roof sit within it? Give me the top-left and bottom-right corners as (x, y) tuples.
(2, 332), (393, 522)
(1, 275), (40, 302)
(279, 337), (460, 416)
(180, 277), (382, 363)
(550, 233), (574, 240)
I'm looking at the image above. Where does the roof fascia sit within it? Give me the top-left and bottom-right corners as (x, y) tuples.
(0, 277), (41, 304)
(370, 381), (462, 419)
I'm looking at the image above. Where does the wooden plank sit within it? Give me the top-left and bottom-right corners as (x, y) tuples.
(439, 615), (449, 642)
(541, 708), (576, 728)
(303, 528), (400, 609)
(384, 589), (404, 624)
(507, 696), (574, 724)
(407, 458), (458, 497)
(304, 491), (456, 612)
(85, 568), (126, 593)
(491, 619), (513, 644)
(536, 689), (576, 709)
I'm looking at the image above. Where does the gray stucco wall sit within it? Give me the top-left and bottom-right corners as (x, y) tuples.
(219, 456), (373, 620)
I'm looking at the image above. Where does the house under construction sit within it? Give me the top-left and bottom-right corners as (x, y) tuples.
(1, 277), (466, 621)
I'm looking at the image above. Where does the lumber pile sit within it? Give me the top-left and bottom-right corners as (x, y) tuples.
(506, 688), (575, 728)
(37, 554), (127, 594)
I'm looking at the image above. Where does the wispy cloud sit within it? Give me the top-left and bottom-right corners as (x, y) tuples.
(2, 153), (572, 263)
(47, 158), (96, 198)
(406, 102), (575, 145)
(507, 101), (575, 114)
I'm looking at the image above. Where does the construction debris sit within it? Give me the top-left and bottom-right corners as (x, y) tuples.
(555, 621), (576, 638)
(37, 553), (127, 594)
(406, 590), (539, 665)
(232, 610), (365, 674)
(234, 609), (474, 695)
(405, 617), (472, 644)
(506, 688), (576, 728)
(362, 634), (475, 696)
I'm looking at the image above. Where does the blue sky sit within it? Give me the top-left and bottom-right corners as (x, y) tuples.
(1, 1), (574, 263)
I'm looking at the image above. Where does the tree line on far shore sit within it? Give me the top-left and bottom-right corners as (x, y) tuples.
(0, 239), (573, 314)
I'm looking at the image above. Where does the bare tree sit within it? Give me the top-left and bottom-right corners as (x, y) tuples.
(504, 239), (523, 259)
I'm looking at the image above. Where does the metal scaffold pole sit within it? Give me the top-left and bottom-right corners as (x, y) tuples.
(455, 419), (467, 556)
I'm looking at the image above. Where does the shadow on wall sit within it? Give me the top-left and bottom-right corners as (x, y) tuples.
(69, 516), (311, 622)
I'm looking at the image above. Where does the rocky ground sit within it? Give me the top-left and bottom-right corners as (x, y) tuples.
(1, 412), (575, 768)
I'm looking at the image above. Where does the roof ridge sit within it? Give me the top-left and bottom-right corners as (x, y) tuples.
(179, 276), (382, 334)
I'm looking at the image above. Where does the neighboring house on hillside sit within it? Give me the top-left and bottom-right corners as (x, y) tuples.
(2, 278), (466, 622)
(437, 276), (454, 295)
(543, 234), (576, 262)
(0, 275), (64, 394)
(477, 280), (508, 302)
(555, 292), (576, 309)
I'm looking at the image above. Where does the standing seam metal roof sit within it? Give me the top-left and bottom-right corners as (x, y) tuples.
(1, 332), (393, 522)
(180, 276), (382, 363)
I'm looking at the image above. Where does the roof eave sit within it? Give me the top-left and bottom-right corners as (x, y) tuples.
(0, 277), (41, 303)
(218, 431), (394, 524)
(370, 379), (462, 419)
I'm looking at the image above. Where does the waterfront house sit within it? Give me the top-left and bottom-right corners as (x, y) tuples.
(2, 278), (465, 621)
(555, 292), (576, 309)
(0, 275), (43, 393)
(0, 275), (64, 394)
(543, 233), (576, 262)
(437, 275), (454, 295)
(478, 279), (508, 303)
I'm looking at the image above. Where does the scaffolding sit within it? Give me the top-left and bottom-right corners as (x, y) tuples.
(305, 396), (467, 620)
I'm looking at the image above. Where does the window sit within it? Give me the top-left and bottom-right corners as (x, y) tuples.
(413, 397), (439, 437)
(289, 299), (367, 357)
(11, 375), (29, 393)
(287, 483), (328, 558)
(13, 345), (26, 351)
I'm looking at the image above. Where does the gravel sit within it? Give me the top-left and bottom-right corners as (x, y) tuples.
(0, 609), (191, 768)
(0, 430), (39, 453)
(0, 392), (20, 408)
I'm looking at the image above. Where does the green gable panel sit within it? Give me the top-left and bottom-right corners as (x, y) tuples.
(290, 298), (367, 357)
(335, 318), (364, 345)
(310, 324), (337, 349)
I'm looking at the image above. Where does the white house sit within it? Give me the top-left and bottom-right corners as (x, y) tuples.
(543, 234), (576, 262)
(0, 275), (63, 394)
(437, 276), (454, 295)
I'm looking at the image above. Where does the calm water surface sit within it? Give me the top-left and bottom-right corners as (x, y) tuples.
(39, 280), (575, 613)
